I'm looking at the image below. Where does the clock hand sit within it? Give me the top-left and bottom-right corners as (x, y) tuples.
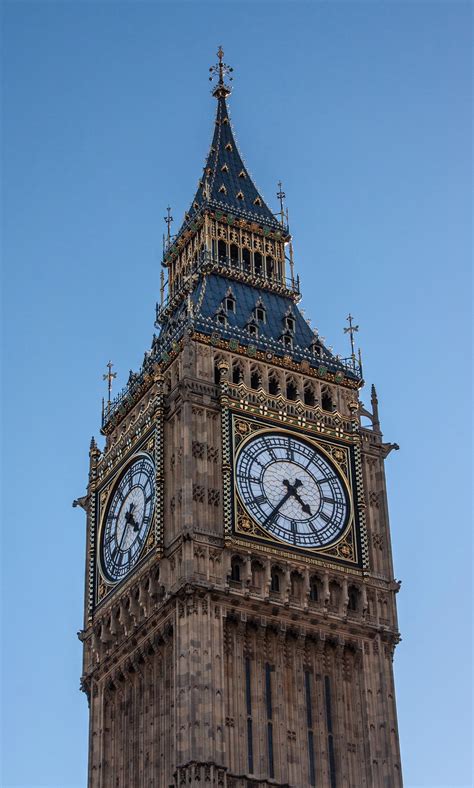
(283, 478), (313, 516)
(262, 488), (293, 527)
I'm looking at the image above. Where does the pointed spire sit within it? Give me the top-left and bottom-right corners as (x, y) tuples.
(371, 384), (381, 432)
(174, 48), (282, 236)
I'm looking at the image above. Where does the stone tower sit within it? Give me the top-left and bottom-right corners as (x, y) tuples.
(77, 49), (403, 788)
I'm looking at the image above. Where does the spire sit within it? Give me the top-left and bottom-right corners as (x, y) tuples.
(181, 48), (282, 233)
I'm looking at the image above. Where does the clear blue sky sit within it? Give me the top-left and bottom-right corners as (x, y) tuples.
(2, 2), (472, 787)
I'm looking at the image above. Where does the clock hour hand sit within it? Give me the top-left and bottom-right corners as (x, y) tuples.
(283, 478), (313, 516)
(125, 502), (140, 532)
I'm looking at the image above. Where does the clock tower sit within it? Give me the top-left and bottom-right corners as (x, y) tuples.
(77, 49), (403, 787)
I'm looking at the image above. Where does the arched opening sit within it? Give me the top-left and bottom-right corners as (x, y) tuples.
(242, 247), (251, 272)
(232, 361), (243, 384)
(250, 368), (261, 390)
(322, 388), (333, 412)
(230, 556), (243, 583)
(266, 256), (274, 278)
(309, 575), (319, 602)
(254, 251), (263, 277)
(348, 585), (360, 613)
(286, 378), (297, 401)
(268, 374), (279, 396)
(329, 581), (341, 610)
(218, 239), (227, 263)
(214, 364), (221, 385)
(230, 244), (239, 267)
(304, 384), (315, 406)
(270, 567), (281, 593)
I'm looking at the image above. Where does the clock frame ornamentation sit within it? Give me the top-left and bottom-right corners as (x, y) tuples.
(228, 412), (364, 569)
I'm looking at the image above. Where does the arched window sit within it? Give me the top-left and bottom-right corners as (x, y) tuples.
(322, 387), (333, 412)
(268, 374), (279, 395)
(250, 368), (261, 390)
(230, 557), (242, 583)
(214, 364), (221, 385)
(230, 244), (239, 267)
(286, 378), (297, 401)
(270, 567), (281, 593)
(304, 384), (315, 406)
(348, 586), (360, 612)
(218, 239), (227, 262)
(254, 251), (263, 276)
(266, 256), (274, 278)
(309, 576), (319, 602)
(290, 571), (304, 600)
(242, 248), (251, 272)
(232, 361), (243, 384)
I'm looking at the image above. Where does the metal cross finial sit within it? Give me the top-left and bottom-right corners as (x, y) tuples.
(277, 181), (286, 227)
(344, 313), (359, 362)
(164, 206), (173, 244)
(209, 46), (233, 98)
(103, 360), (117, 404)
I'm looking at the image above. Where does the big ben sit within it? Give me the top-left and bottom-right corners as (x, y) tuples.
(77, 48), (403, 787)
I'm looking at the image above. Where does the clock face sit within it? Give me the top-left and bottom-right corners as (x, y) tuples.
(100, 454), (155, 583)
(235, 432), (349, 549)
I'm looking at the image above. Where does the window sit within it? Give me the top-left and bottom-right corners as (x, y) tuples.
(236, 191), (244, 200)
(238, 169), (246, 178)
(322, 388), (333, 412)
(218, 239), (227, 262)
(309, 579), (319, 602)
(232, 362), (243, 384)
(226, 295), (236, 312)
(242, 247), (251, 272)
(218, 184), (227, 194)
(254, 252), (263, 276)
(250, 369), (261, 390)
(283, 334), (293, 350)
(286, 379), (297, 401)
(221, 163), (229, 172)
(255, 306), (266, 322)
(304, 385), (315, 406)
(270, 568), (280, 592)
(268, 375), (279, 395)
(248, 324), (258, 338)
(229, 244), (239, 267)
(254, 196), (262, 206)
(266, 256), (274, 278)
(225, 142), (233, 152)
(286, 316), (296, 332)
(214, 364), (221, 385)
(230, 557), (242, 582)
(216, 312), (227, 326)
(348, 586), (359, 612)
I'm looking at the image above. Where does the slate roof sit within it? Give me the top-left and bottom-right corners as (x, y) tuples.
(180, 96), (282, 233)
(157, 274), (359, 380)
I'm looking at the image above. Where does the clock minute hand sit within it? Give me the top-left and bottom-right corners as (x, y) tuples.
(262, 488), (293, 528)
(283, 478), (313, 516)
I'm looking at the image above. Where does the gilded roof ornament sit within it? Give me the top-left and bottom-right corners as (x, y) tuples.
(209, 46), (233, 99)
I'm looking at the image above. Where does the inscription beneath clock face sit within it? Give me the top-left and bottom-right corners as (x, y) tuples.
(100, 455), (155, 583)
(235, 432), (349, 548)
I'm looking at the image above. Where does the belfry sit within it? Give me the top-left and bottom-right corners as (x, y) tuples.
(77, 49), (403, 787)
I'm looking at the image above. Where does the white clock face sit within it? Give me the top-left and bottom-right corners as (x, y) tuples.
(100, 455), (155, 583)
(235, 432), (349, 548)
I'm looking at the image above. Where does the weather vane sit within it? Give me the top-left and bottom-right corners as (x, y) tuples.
(209, 46), (233, 98)
(103, 360), (117, 405)
(276, 181), (286, 227)
(344, 314), (359, 363)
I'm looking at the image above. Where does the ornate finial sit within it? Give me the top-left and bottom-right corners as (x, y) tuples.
(276, 181), (286, 227)
(344, 313), (359, 364)
(103, 360), (117, 405)
(209, 46), (233, 98)
(164, 206), (173, 246)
